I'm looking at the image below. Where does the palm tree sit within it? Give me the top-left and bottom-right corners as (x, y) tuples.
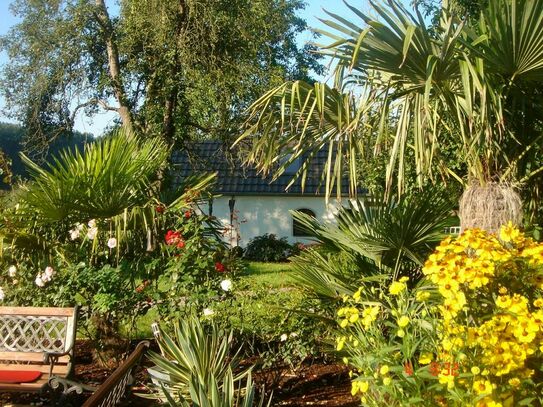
(236, 0), (543, 232)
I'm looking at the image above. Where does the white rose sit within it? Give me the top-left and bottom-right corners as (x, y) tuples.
(280, 334), (288, 342)
(35, 276), (45, 287)
(41, 272), (51, 283)
(220, 279), (232, 292)
(202, 308), (214, 317)
(87, 227), (98, 240)
(0, 287), (4, 301)
(44, 266), (54, 278)
(8, 265), (17, 277)
(69, 228), (80, 240)
(107, 237), (117, 249)
(88, 219), (96, 228)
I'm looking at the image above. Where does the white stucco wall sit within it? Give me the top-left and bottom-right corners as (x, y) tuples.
(207, 195), (342, 247)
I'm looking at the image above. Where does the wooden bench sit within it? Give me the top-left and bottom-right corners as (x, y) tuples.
(81, 340), (149, 407)
(0, 306), (78, 393)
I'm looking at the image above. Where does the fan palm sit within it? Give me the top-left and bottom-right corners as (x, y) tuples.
(237, 0), (543, 227)
(291, 188), (454, 300)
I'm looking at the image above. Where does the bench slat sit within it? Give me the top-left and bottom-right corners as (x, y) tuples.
(0, 363), (69, 375)
(0, 307), (76, 317)
(0, 377), (49, 392)
(0, 351), (70, 364)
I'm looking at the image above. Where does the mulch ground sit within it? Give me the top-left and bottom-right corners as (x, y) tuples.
(0, 340), (358, 406)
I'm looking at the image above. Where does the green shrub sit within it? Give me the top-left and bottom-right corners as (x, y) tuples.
(243, 234), (299, 262)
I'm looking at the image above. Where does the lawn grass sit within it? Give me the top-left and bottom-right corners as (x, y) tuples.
(241, 261), (296, 287)
(128, 261), (299, 338)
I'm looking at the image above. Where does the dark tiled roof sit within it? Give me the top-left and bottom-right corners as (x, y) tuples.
(170, 141), (353, 196)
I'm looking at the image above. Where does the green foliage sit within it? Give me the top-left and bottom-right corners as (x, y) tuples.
(144, 317), (270, 406)
(0, 122), (90, 186)
(20, 130), (168, 224)
(336, 277), (441, 406)
(0, 0), (322, 145)
(0, 129), (225, 355)
(243, 234), (299, 262)
(153, 208), (244, 321)
(238, 0), (543, 220)
(290, 190), (455, 305)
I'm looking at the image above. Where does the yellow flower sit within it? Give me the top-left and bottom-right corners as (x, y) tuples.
(389, 281), (406, 295)
(379, 365), (389, 375)
(438, 373), (455, 389)
(499, 221), (520, 243)
(508, 377), (520, 387)
(397, 316), (410, 328)
(534, 298), (543, 308)
(351, 380), (369, 395)
(416, 291), (431, 301)
(419, 353), (432, 365)
(383, 377), (391, 386)
(473, 379), (493, 395)
(496, 295), (512, 309)
(397, 329), (405, 338)
(471, 366), (480, 375)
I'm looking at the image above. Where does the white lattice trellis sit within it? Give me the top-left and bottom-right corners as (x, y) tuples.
(0, 315), (69, 353)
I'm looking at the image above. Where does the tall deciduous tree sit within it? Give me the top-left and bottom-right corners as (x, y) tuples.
(0, 0), (322, 153)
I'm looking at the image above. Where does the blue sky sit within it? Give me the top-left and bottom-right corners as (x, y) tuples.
(0, 0), (406, 135)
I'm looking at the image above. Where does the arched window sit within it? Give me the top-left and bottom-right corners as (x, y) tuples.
(293, 208), (316, 237)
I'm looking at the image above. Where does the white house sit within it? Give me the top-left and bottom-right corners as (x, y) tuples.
(171, 141), (353, 247)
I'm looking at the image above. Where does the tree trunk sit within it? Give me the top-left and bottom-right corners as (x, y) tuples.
(94, 0), (134, 134)
(161, 0), (188, 143)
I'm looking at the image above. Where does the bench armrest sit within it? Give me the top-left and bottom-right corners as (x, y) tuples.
(43, 348), (73, 378)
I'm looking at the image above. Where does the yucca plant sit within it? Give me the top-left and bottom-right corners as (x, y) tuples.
(144, 317), (271, 406)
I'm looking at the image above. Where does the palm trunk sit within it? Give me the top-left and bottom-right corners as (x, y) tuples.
(459, 182), (523, 233)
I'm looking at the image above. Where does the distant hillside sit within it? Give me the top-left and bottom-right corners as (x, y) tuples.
(0, 122), (93, 186)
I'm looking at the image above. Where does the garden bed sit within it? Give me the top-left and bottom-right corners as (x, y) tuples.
(0, 340), (358, 407)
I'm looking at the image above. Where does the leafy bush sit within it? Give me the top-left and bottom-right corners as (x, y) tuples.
(338, 224), (543, 406)
(152, 208), (244, 321)
(144, 317), (270, 406)
(244, 234), (299, 262)
(0, 130), (231, 358)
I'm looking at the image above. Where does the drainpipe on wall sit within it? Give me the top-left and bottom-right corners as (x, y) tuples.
(228, 196), (236, 247)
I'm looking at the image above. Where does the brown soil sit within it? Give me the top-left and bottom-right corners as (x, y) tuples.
(0, 340), (358, 407)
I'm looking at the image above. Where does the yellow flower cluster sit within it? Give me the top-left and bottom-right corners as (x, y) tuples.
(337, 304), (380, 329)
(423, 223), (543, 404)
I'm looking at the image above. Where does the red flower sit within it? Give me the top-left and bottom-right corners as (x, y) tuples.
(135, 280), (150, 293)
(215, 262), (225, 272)
(184, 210), (191, 219)
(165, 230), (182, 245)
(176, 240), (185, 249)
(155, 205), (165, 213)
(403, 362), (414, 376)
